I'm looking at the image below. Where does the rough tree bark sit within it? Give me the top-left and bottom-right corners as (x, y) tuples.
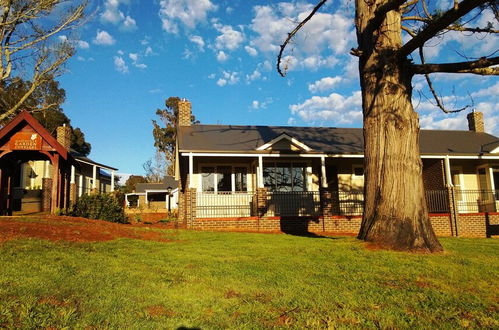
(355, 2), (442, 252)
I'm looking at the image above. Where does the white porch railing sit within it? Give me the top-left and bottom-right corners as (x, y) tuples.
(196, 192), (255, 218)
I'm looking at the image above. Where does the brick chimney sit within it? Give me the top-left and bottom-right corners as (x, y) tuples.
(178, 99), (192, 127)
(467, 111), (484, 133)
(56, 124), (71, 150)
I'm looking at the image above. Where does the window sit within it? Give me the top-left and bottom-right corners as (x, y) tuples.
(451, 167), (463, 201)
(352, 165), (364, 178)
(263, 162), (306, 192)
(201, 165), (248, 193)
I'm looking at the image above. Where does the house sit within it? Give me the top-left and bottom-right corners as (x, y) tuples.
(175, 99), (499, 237)
(125, 176), (178, 212)
(0, 111), (118, 214)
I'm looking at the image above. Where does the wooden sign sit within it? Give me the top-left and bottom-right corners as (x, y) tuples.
(10, 132), (42, 150)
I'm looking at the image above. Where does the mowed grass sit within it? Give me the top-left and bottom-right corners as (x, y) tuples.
(0, 226), (498, 328)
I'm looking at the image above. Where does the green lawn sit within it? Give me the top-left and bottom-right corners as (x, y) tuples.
(0, 227), (498, 328)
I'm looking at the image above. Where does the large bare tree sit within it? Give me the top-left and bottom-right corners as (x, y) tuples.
(0, 0), (87, 123)
(278, 0), (498, 252)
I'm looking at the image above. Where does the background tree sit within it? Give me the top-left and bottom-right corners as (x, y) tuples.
(1, 76), (91, 155)
(122, 175), (148, 194)
(142, 151), (168, 183)
(152, 96), (198, 176)
(278, 0), (498, 252)
(0, 0), (87, 122)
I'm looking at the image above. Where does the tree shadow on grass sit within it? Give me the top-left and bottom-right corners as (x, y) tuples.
(279, 217), (340, 239)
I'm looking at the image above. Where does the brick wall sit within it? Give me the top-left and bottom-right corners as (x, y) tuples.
(190, 212), (493, 238)
(41, 178), (52, 212)
(422, 159), (446, 190)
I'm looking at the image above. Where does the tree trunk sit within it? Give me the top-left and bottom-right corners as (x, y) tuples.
(355, 1), (443, 252)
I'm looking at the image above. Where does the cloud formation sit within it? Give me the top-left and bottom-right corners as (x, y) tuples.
(159, 0), (217, 34)
(93, 30), (116, 46)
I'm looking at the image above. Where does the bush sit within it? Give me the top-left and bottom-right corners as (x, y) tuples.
(71, 193), (127, 223)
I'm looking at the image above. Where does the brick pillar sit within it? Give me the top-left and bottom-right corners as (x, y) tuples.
(189, 188), (197, 227)
(320, 188), (332, 232)
(56, 125), (72, 150)
(42, 178), (52, 212)
(256, 188), (268, 218)
(447, 186), (458, 236)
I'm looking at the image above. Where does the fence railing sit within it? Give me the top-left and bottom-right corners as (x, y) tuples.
(266, 191), (321, 217)
(196, 192), (256, 218)
(194, 189), (499, 219)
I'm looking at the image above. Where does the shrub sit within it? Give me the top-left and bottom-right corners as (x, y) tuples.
(71, 193), (127, 223)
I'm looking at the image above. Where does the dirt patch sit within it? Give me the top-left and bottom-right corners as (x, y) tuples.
(145, 305), (176, 318)
(0, 216), (171, 243)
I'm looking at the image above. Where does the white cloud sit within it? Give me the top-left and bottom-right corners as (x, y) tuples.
(207, 73), (215, 79)
(214, 23), (244, 51)
(290, 91), (362, 124)
(122, 15), (137, 31)
(249, 3), (355, 65)
(144, 46), (156, 56)
(159, 0), (217, 34)
(93, 30), (116, 46)
(189, 35), (205, 51)
(216, 71), (239, 87)
(244, 45), (258, 56)
(100, 0), (137, 31)
(148, 88), (163, 94)
(251, 100), (260, 109)
(128, 52), (147, 69)
(77, 40), (90, 49)
(114, 56), (129, 73)
(216, 50), (228, 62)
(250, 98), (273, 110)
(308, 76), (343, 93)
(246, 69), (261, 83)
(216, 78), (227, 87)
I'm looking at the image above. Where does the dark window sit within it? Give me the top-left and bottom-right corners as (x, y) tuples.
(263, 162), (306, 192)
(353, 166), (364, 177)
(235, 167), (247, 192)
(217, 166), (232, 192)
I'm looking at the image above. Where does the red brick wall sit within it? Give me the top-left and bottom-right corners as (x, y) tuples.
(191, 213), (491, 238)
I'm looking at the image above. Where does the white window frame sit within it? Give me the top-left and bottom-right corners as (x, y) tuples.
(198, 164), (249, 193)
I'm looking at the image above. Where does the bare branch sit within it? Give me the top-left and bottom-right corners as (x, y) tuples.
(402, 26), (418, 37)
(445, 25), (499, 33)
(419, 47), (471, 113)
(399, 0), (490, 57)
(277, 0), (328, 77)
(412, 56), (499, 75)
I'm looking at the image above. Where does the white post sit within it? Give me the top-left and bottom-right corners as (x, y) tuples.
(111, 170), (115, 192)
(188, 153), (193, 188)
(444, 156), (453, 187)
(258, 156), (264, 188)
(78, 175), (83, 196)
(321, 156), (328, 188)
(70, 165), (75, 184)
(44, 160), (50, 178)
(125, 194), (129, 207)
(92, 165), (97, 190)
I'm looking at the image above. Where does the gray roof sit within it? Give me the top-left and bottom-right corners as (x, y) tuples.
(136, 176), (178, 193)
(178, 124), (499, 156)
(71, 150), (118, 171)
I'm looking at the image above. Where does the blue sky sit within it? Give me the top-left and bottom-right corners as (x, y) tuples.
(57, 0), (498, 179)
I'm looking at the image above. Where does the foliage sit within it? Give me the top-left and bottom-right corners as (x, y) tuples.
(71, 194), (126, 223)
(123, 175), (147, 193)
(152, 96), (199, 176)
(0, 75), (92, 155)
(0, 228), (497, 328)
(0, 0), (88, 122)
(142, 151), (167, 183)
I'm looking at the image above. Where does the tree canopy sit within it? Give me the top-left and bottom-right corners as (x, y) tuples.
(152, 96), (198, 176)
(0, 0), (87, 122)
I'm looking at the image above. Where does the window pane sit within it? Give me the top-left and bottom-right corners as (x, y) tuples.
(202, 167), (215, 192)
(263, 164), (275, 191)
(235, 167), (247, 191)
(217, 166), (232, 192)
(277, 163), (292, 192)
(292, 163), (305, 191)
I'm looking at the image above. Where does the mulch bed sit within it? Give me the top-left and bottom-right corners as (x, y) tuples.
(0, 216), (174, 243)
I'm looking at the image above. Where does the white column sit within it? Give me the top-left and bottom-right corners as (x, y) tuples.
(44, 160), (50, 178)
(188, 153), (193, 188)
(488, 167), (495, 191)
(258, 156), (264, 188)
(78, 175), (83, 196)
(111, 170), (115, 192)
(321, 156), (328, 188)
(444, 156), (453, 187)
(70, 165), (75, 184)
(92, 165), (97, 190)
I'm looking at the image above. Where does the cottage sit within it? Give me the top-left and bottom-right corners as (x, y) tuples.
(176, 99), (499, 237)
(125, 176), (178, 212)
(0, 111), (118, 215)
